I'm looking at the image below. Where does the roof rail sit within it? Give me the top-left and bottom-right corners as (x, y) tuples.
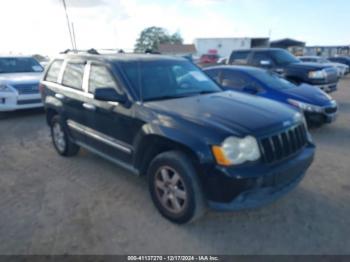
(60, 48), (127, 55)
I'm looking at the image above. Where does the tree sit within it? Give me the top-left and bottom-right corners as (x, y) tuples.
(134, 26), (183, 53)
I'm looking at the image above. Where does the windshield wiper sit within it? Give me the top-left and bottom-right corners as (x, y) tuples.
(144, 94), (189, 102)
(144, 90), (220, 102)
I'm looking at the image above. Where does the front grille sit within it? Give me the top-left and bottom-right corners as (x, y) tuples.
(13, 83), (40, 94)
(259, 124), (308, 164)
(17, 99), (42, 105)
(325, 106), (337, 114)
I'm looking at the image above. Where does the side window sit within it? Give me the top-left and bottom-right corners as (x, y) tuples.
(230, 51), (250, 65)
(62, 62), (85, 90)
(221, 70), (249, 90)
(45, 60), (63, 83)
(251, 52), (273, 66)
(205, 69), (220, 83)
(88, 64), (121, 94)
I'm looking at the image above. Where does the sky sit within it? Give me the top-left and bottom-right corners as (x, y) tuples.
(0, 0), (349, 56)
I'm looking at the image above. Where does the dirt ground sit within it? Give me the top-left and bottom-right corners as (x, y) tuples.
(0, 77), (350, 255)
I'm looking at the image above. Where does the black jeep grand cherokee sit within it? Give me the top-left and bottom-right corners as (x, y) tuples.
(40, 52), (315, 223)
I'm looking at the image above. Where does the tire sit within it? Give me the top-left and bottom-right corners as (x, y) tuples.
(148, 151), (206, 224)
(50, 115), (80, 157)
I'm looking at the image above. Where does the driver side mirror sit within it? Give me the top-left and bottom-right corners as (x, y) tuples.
(94, 87), (127, 103)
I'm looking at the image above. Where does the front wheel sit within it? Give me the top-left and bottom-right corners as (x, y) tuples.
(50, 115), (80, 157)
(148, 151), (205, 224)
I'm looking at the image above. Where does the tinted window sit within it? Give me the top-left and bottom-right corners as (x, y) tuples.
(270, 50), (300, 65)
(221, 70), (249, 89)
(230, 51), (250, 64)
(89, 64), (121, 94)
(62, 62), (85, 90)
(300, 58), (312, 62)
(250, 70), (295, 90)
(205, 69), (220, 83)
(45, 60), (63, 83)
(0, 57), (43, 74)
(121, 60), (221, 101)
(251, 52), (273, 66)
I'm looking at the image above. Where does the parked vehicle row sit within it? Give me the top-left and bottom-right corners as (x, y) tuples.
(0, 48), (343, 224)
(228, 48), (339, 93)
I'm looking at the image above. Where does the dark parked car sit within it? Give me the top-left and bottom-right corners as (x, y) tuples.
(228, 48), (339, 93)
(204, 66), (338, 126)
(40, 52), (315, 223)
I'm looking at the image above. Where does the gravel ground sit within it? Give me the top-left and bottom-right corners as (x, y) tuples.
(0, 77), (350, 255)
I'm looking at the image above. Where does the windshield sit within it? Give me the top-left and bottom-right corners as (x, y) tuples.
(271, 50), (300, 65)
(251, 70), (296, 90)
(121, 60), (222, 102)
(0, 57), (44, 73)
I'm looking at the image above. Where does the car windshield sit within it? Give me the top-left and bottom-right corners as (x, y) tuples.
(121, 59), (222, 102)
(271, 50), (300, 65)
(250, 70), (296, 90)
(0, 57), (44, 73)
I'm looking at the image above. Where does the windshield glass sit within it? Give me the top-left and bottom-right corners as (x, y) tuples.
(271, 50), (300, 65)
(251, 70), (296, 90)
(0, 57), (44, 73)
(121, 59), (222, 102)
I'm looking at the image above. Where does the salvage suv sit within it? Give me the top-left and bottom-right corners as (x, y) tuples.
(40, 51), (315, 224)
(228, 48), (339, 93)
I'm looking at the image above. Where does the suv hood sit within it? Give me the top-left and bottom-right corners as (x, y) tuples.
(145, 91), (301, 136)
(0, 72), (43, 85)
(287, 62), (332, 71)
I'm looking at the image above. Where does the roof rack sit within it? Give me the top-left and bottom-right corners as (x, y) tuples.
(60, 48), (127, 55)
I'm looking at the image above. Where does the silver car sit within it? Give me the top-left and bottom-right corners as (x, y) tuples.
(0, 56), (44, 112)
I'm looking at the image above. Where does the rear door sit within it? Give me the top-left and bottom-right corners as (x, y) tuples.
(57, 60), (89, 143)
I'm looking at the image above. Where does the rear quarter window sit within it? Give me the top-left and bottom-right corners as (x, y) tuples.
(230, 51), (250, 65)
(62, 62), (85, 90)
(45, 60), (63, 83)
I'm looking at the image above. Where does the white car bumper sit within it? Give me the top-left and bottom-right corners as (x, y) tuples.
(0, 92), (43, 112)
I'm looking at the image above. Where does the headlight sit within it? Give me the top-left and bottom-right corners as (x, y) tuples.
(0, 84), (13, 93)
(288, 99), (323, 113)
(308, 70), (327, 79)
(212, 136), (261, 166)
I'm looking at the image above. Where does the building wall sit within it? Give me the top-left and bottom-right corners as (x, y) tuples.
(195, 38), (252, 58)
(304, 46), (350, 57)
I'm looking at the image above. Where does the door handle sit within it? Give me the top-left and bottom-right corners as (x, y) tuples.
(55, 93), (65, 100)
(83, 103), (96, 111)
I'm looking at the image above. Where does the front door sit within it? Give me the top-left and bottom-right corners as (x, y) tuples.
(82, 62), (136, 164)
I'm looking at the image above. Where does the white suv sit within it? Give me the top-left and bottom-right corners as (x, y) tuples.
(0, 56), (44, 112)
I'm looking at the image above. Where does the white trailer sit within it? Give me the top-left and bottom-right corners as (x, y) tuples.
(195, 37), (269, 58)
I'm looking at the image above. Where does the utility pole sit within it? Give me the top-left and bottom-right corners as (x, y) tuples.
(61, 0), (75, 51)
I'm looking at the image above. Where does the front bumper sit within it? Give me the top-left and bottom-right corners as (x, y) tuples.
(305, 112), (337, 125)
(0, 92), (43, 112)
(203, 144), (315, 211)
(312, 82), (338, 93)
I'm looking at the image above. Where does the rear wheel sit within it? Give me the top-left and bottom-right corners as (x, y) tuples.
(148, 151), (205, 224)
(50, 115), (80, 157)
